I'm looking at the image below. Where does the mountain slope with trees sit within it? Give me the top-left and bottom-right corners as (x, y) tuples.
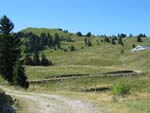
(0, 15), (150, 113)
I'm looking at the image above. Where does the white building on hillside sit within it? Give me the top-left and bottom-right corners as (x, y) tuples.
(131, 45), (150, 52)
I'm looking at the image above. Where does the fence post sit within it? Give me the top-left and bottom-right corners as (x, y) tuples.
(33, 83), (35, 92)
(94, 77), (97, 93)
(4, 80), (5, 85)
(76, 76), (79, 91)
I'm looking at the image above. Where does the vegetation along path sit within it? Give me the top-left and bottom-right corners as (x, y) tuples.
(0, 86), (101, 113)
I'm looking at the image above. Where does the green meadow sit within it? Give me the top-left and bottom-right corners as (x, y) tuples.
(19, 28), (150, 113)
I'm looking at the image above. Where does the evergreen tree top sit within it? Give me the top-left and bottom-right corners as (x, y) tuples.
(0, 15), (14, 34)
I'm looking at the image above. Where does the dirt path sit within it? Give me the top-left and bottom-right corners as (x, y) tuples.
(0, 86), (101, 113)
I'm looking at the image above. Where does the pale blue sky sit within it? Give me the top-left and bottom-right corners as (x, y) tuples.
(0, 0), (150, 35)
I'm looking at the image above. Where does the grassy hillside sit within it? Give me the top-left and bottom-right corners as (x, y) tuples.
(21, 28), (150, 79)
(19, 28), (150, 113)
(21, 27), (74, 38)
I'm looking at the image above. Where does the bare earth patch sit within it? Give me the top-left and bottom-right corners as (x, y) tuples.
(0, 86), (101, 113)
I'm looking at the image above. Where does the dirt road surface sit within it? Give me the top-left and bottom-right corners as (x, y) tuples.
(0, 86), (102, 113)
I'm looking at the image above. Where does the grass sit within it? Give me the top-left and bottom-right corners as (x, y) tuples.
(112, 81), (130, 96)
(15, 28), (150, 112)
(15, 98), (38, 113)
(25, 73), (150, 113)
(25, 65), (127, 80)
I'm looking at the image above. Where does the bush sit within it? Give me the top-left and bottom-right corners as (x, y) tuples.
(132, 44), (136, 48)
(111, 38), (116, 45)
(86, 32), (92, 37)
(76, 32), (82, 37)
(118, 37), (124, 46)
(104, 37), (110, 43)
(137, 36), (143, 42)
(40, 53), (50, 66)
(0, 89), (15, 113)
(24, 54), (32, 65)
(0, 89), (14, 106)
(87, 39), (92, 46)
(70, 46), (75, 51)
(112, 81), (130, 96)
(120, 49), (124, 54)
(63, 48), (67, 52)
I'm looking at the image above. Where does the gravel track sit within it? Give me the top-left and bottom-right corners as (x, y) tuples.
(0, 86), (101, 113)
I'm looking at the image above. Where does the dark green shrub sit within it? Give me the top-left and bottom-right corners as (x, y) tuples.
(120, 49), (124, 54)
(0, 89), (14, 106)
(70, 46), (75, 51)
(132, 44), (136, 48)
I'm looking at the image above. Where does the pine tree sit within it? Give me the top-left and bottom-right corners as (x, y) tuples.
(119, 33), (126, 38)
(0, 15), (29, 88)
(35, 36), (41, 51)
(132, 44), (136, 48)
(118, 37), (124, 46)
(40, 33), (48, 46)
(24, 54), (32, 65)
(54, 33), (60, 48)
(76, 32), (82, 37)
(129, 34), (133, 37)
(32, 51), (40, 66)
(86, 32), (92, 37)
(13, 61), (29, 88)
(84, 38), (88, 45)
(87, 39), (92, 46)
(104, 37), (110, 43)
(40, 53), (49, 66)
(24, 40), (30, 53)
(96, 40), (100, 45)
(70, 45), (75, 51)
(27, 32), (35, 52)
(47, 33), (54, 48)
(137, 36), (142, 42)
(111, 38), (116, 45)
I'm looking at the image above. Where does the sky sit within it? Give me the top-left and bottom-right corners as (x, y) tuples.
(0, 0), (150, 36)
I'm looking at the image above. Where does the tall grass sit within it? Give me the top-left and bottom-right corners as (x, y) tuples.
(112, 81), (130, 96)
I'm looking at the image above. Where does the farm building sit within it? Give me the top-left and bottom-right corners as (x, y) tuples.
(131, 45), (150, 52)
